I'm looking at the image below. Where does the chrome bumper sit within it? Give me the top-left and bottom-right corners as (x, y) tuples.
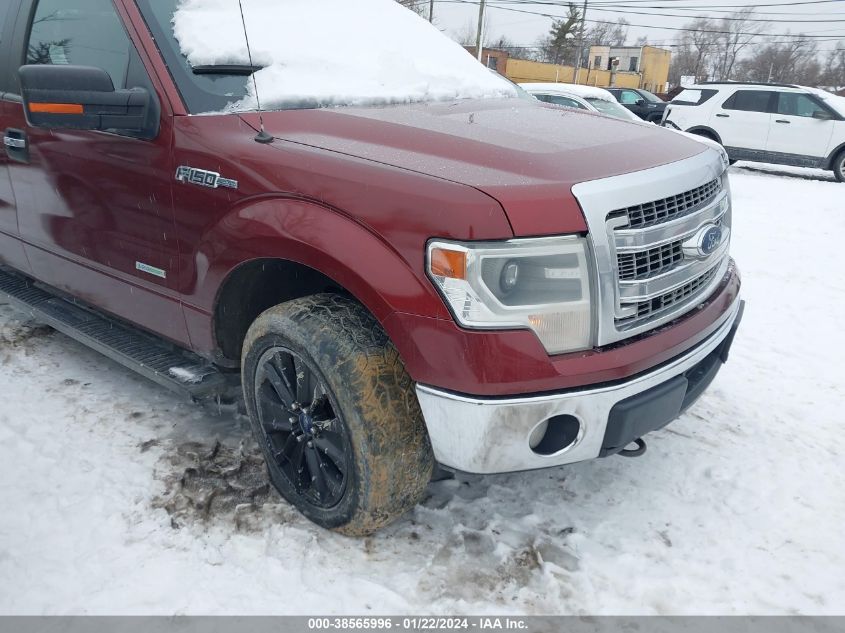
(416, 299), (742, 475)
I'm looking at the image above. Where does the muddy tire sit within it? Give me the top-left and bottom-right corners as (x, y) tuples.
(242, 294), (434, 536)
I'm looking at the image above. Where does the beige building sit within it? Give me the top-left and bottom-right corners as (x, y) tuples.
(504, 59), (642, 90)
(589, 45), (672, 93)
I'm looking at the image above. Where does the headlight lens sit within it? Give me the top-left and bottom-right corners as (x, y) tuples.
(427, 236), (594, 354)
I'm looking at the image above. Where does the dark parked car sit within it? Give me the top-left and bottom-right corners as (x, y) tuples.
(608, 88), (667, 122)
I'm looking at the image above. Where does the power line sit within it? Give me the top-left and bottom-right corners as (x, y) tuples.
(479, 0), (845, 20)
(587, 5), (845, 22)
(444, 0), (845, 39)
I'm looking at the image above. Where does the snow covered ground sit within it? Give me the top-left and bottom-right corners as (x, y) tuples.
(0, 165), (843, 616)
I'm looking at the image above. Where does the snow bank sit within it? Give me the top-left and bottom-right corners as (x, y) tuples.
(172, 0), (517, 112)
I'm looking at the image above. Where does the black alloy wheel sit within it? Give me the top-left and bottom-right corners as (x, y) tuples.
(254, 347), (350, 509)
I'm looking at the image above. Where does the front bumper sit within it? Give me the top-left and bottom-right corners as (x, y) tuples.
(416, 298), (744, 475)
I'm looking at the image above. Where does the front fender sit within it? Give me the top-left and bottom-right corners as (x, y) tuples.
(183, 195), (451, 353)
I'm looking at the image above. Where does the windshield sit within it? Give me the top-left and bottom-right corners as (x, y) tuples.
(137, 0), (516, 114)
(639, 89), (664, 103)
(815, 92), (845, 117)
(136, 0), (251, 112)
(585, 97), (636, 120)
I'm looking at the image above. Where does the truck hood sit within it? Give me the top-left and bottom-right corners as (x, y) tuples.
(240, 98), (709, 236)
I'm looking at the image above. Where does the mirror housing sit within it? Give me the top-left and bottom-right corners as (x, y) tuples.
(813, 109), (834, 121)
(636, 98), (646, 106)
(18, 65), (159, 139)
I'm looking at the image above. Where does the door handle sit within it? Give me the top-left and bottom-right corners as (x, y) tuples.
(775, 120), (790, 124)
(3, 129), (28, 163)
(3, 136), (26, 149)
(716, 114), (730, 118)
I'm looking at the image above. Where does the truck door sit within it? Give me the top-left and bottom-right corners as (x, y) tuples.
(711, 90), (774, 153)
(0, 0), (30, 272)
(5, 0), (190, 345)
(766, 91), (836, 162)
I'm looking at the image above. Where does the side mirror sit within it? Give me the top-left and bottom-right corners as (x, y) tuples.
(813, 109), (834, 121)
(636, 99), (646, 106)
(18, 65), (159, 139)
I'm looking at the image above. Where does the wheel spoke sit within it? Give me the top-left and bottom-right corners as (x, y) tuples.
(308, 383), (326, 414)
(305, 444), (329, 501)
(313, 432), (345, 469)
(321, 458), (344, 493)
(263, 416), (293, 434)
(258, 391), (294, 433)
(264, 361), (295, 406)
(294, 356), (312, 403)
(281, 440), (308, 492)
(272, 433), (297, 465)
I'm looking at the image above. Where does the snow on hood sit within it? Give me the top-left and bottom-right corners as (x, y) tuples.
(172, 0), (518, 112)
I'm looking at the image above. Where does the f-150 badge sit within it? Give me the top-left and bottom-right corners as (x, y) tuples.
(175, 166), (238, 190)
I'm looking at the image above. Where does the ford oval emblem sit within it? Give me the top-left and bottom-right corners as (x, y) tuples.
(700, 226), (724, 256)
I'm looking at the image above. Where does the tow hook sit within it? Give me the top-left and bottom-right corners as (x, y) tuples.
(618, 438), (647, 458)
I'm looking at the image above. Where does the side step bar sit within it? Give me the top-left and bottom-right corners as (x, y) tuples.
(0, 266), (237, 401)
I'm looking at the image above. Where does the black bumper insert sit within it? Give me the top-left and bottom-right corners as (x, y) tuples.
(600, 301), (745, 457)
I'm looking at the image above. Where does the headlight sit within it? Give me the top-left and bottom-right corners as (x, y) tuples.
(426, 236), (594, 354)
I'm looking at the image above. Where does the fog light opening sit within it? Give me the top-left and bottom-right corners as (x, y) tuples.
(529, 415), (582, 456)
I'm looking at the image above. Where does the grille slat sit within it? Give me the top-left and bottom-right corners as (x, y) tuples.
(617, 240), (685, 281)
(617, 267), (719, 328)
(613, 179), (721, 229)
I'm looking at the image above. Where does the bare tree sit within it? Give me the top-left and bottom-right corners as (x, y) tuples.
(669, 18), (720, 85)
(823, 44), (845, 91)
(452, 15), (491, 48)
(394, 0), (427, 18)
(586, 18), (629, 48)
(453, 19), (477, 47)
(736, 35), (821, 85)
(713, 9), (768, 81)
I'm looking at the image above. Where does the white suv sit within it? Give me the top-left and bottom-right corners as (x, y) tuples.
(662, 83), (845, 182)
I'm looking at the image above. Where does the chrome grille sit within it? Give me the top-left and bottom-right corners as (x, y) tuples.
(611, 178), (721, 229)
(616, 266), (719, 328)
(617, 240), (684, 281)
(572, 151), (733, 347)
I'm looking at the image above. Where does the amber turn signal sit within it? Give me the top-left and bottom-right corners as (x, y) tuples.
(430, 247), (467, 280)
(28, 103), (84, 115)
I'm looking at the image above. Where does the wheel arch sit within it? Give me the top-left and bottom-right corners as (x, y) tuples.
(200, 196), (448, 367)
(824, 141), (845, 170)
(686, 126), (723, 145)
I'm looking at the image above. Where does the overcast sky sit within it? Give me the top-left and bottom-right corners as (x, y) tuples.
(429, 0), (845, 55)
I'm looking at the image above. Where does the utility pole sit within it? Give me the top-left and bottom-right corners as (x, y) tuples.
(429, 0), (434, 22)
(574, 0), (588, 84)
(476, 0), (486, 62)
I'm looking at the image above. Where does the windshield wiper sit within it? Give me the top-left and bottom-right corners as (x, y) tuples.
(191, 64), (263, 76)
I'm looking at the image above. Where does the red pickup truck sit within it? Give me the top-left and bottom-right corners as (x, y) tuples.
(0, 0), (742, 535)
